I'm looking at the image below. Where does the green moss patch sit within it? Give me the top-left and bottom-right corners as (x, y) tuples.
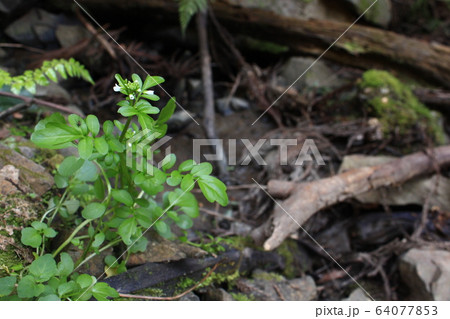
(359, 70), (446, 144)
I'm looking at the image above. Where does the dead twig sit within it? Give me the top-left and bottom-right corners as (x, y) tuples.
(0, 91), (83, 116)
(258, 145), (450, 250)
(118, 263), (219, 301)
(0, 102), (29, 120)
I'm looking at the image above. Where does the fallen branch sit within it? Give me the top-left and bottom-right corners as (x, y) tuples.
(255, 146), (450, 250)
(118, 263), (219, 301)
(0, 91), (83, 116)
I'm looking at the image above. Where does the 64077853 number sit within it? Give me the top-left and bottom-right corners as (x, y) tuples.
(375, 306), (438, 316)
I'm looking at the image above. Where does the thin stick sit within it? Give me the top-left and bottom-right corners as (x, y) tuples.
(0, 91), (83, 116)
(200, 207), (236, 221)
(118, 263), (220, 301)
(0, 102), (28, 120)
(0, 43), (45, 54)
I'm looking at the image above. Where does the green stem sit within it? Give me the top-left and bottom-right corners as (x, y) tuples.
(52, 219), (92, 257)
(74, 238), (121, 270)
(119, 117), (132, 142)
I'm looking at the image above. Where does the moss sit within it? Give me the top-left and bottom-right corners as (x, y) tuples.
(342, 42), (366, 54)
(276, 240), (297, 279)
(252, 271), (285, 282)
(230, 292), (256, 301)
(359, 70), (446, 144)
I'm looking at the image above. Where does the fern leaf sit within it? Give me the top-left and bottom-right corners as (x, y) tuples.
(177, 0), (208, 35)
(0, 58), (94, 95)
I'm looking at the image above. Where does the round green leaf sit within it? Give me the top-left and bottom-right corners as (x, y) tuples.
(78, 136), (94, 160)
(21, 227), (42, 248)
(94, 136), (109, 155)
(82, 202), (106, 219)
(176, 215), (193, 230)
(191, 162), (213, 176)
(29, 254), (58, 282)
(0, 277), (16, 297)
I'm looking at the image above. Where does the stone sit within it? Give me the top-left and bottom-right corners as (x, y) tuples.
(0, 165), (21, 195)
(343, 288), (372, 301)
(0, 0), (23, 13)
(179, 292), (200, 301)
(236, 270), (316, 301)
(55, 24), (90, 48)
(399, 249), (450, 301)
(346, 0), (392, 28)
(203, 287), (234, 301)
(216, 97), (250, 116)
(18, 146), (37, 159)
(5, 9), (63, 46)
(280, 57), (341, 91)
(0, 144), (54, 196)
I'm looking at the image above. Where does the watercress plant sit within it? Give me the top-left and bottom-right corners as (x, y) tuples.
(0, 73), (228, 300)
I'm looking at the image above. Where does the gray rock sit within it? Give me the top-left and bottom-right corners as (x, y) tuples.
(179, 292), (200, 301)
(343, 288), (372, 301)
(216, 97), (250, 116)
(0, 144), (54, 196)
(18, 146), (37, 159)
(346, 0), (392, 28)
(237, 270), (316, 301)
(280, 57), (341, 91)
(5, 9), (62, 46)
(399, 249), (450, 301)
(0, 0), (23, 13)
(55, 24), (90, 48)
(203, 287), (234, 301)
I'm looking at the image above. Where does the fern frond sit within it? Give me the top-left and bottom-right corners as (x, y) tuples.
(0, 58), (94, 95)
(177, 0), (208, 35)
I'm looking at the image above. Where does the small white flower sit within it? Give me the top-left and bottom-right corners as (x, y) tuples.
(138, 88), (142, 92)
(129, 94), (135, 100)
(144, 90), (154, 95)
(113, 84), (121, 92)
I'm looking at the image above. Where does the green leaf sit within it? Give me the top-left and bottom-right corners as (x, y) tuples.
(158, 97), (176, 124)
(21, 227), (42, 248)
(82, 202), (106, 219)
(58, 281), (79, 297)
(135, 208), (152, 228)
(180, 174), (195, 191)
(178, 159), (195, 172)
(167, 170), (182, 186)
(76, 274), (94, 289)
(58, 156), (85, 177)
(155, 221), (172, 239)
(64, 199), (80, 214)
(176, 215), (193, 230)
(92, 233), (105, 248)
(198, 175), (229, 206)
(31, 221), (47, 231)
(161, 153), (176, 170)
(17, 276), (45, 298)
(129, 236), (148, 253)
(131, 73), (142, 88)
(31, 124), (81, 149)
(74, 160), (98, 182)
(57, 253), (74, 277)
(103, 120), (114, 135)
(92, 282), (119, 301)
(117, 217), (137, 245)
(39, 294), (60, 301)
(118, 106), (138, 117)
(86, 115), (100, 136)
(78, 136), (94, 159)
(0, 277), (16, 297)
(191, 162), (213, 176)
(43, 227), (57, 238)
(135, 100), (159, 114)
(143, 75), (164, 90)
(93, 178), (105, 199)
(94, 136), (109, 155)
(111, 189), (134, 207)
(29, 254), (58, 282)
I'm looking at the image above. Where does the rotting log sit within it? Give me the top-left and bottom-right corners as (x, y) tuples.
(53, 0), (450, 87)
(253, 146), (450, 251)
(103, 248), (283, 294)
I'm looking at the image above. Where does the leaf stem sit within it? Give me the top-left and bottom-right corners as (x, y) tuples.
(52, 218), (92, 257)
